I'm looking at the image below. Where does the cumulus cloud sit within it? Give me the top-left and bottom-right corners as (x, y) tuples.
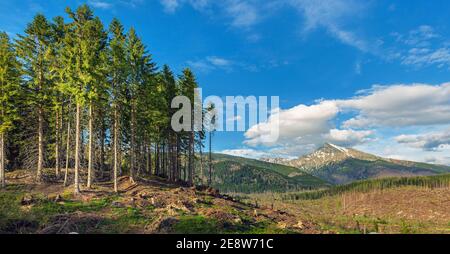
(339, 83), (450, 128)
(243, 82), (450, 157)
(395, 129), (450, 151)
(244, 100), (339, 147)
(325, 129), (374, 146)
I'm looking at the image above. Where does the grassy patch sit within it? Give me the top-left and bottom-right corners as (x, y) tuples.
(172, 215), (291, 234)
(173, 215), (220, 234)
(99, 207), (150, 233)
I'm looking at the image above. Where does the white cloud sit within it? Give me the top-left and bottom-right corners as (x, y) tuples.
(87, 0), (144, 10)
(395, 129), (450, 151)
(390, 25), (450, 69)
(402, 25), (439, 47)
(160, 0), (180, 13)
(120, 0), (145, 8)
(158, 0), (375, 52)
(220, 148), (273, 159)
(187, 56), (233, 72)
(158, 1), (450, 69)
(88, 0), (113, 9)
(339, 83), (450, 128)
(224, 0), (259, 28)
(159, 0), (210, 13)
(289, 0), (369, 52)
(401, 47), (450, 68)
(326, 129), (374, 146)
(242, 82), (450, 161)
(244, 100), (339, 147)
(159, 0), (262, 28)
(356, 136), (450, 166)
(187, 55), (272, 73)
(206, 56), (232, 67)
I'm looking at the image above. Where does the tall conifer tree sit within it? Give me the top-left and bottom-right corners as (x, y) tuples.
(0, 32), (22, 187)
(16, 15), (53, 182)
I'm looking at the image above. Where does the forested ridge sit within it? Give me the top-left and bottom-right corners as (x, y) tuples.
(0, 4), (213, 194)
(284, 174), (450, 200)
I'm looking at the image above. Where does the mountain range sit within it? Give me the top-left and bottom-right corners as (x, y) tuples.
(262, 143), (450, 184)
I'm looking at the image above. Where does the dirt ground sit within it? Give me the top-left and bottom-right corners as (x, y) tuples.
(1, 169), (319, 234)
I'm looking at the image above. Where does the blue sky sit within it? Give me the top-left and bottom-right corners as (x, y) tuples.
(1, 0), (450, 165)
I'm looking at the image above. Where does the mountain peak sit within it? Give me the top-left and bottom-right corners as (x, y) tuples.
(264, 144), (450, 185)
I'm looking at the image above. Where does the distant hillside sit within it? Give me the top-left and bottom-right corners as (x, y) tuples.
(198, 153), (329, 193)
(263, 143), (450, 185)
(285, 173), (450, 200)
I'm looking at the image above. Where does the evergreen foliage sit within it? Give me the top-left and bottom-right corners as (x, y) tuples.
(0, 5), (207, 193)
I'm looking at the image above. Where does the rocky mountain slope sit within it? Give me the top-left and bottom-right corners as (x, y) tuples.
(262, 143), (450, 185)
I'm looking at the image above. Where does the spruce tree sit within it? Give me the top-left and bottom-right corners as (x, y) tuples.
(0, 32), (22, 188)
(161, 65), (178, 181)
(126, 28), (156, 183)
(15, 14), (53, 183)
(49, 16), (67, 178)
(179, 68), (198, 186)
(63, 5), (107, 193)
(108, 18), (128, 192)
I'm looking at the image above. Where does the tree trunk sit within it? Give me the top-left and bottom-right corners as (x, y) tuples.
(130, 100), (136, 183)
(100, 121), (105, 178)
(199, 144), (203, 185)
(183, 151), (187, 182)
(64, 115), (71, 187)
(161, 142), (166, 178)
(113, 107), (119, 193)
(74, 103), (81, 194)
(87, 103), (94, 188)
(0, 132), (5, 188)
(176, 135), (181, 181)
(37, 107), (44, 183)
(170, 134), (176, 182)
(188, 131), (194, 186)
(145, 139), (150, 174)
(155, 143), (160, 176)
(55, 107), (60, 178)
(148, 143), (152, 175)
(170, 134), (175, 182)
